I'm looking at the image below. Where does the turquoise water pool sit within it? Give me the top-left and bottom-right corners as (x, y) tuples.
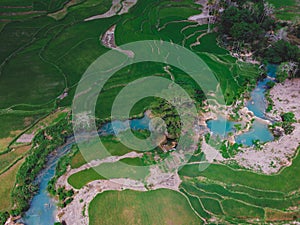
(235, 120), (274, 146)
(206, 116), (237, 137)
(207, 64), (276, 146)
(99, 115), (150, 135)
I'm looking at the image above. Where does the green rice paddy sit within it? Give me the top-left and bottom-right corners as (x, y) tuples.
(1, 0), (299, 223)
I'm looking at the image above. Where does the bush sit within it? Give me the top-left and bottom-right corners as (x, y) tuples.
(281, 112), (296, 134)
(281, 112), (296, 123)
(264, 40), (300, 64)
(0, 212), (9, 225)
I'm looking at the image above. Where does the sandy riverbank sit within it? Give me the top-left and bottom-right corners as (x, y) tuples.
(198, 78), (300, 174)
(234, 78), (300, 174)
(56, 151), (143, 189)
(56, 151), (183, 225)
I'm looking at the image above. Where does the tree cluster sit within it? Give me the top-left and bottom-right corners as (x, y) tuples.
(10, 117), (73, 216)
(281, 112), (296, 135)
(219, 0), (275, 45)
(218, 0), (300, 66)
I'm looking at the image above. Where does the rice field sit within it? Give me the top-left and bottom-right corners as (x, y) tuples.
(1, 0), (299, 223)
(89, 189), (201, 225)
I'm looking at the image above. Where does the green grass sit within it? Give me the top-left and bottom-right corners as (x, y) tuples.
(70, 134), (146, 169)
(201, 197), (224, 215)
(0, 0), (259, 142)
(179, 147), (300, 193)
(68, 157), (149, 189)
(180, 188), (210, 220)
(0, 49), (65, 108)
(89, 189), (201, 225)
(0, 159), (24, 211)
(178, 147), (300, 222)
(0, 0), (32, 7)
(0, 112), (46, 139)
(266, 0), (299, 21)
(1, 0), (295, 223)
(181, 182), (223, 200)
(267, 0), (296, 8)
(68, 168), (106, 189)
(193, 181), (299, 210)
(0, 146), (29, 172)
(193, 33), (228, 54)
(0, 0), (116, 142)
(222, 199), (265, 219)
(227, 184), (285, 199)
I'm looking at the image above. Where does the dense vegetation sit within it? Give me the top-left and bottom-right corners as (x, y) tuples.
(0, 0), (299, 224)
(281, 112), (297, 135)
(0, 212), (9, 225)
(218, 0), (300, 73)
(219, 1), (275, 44)
(47, 145), (77, 207)
(10, 117), (72, 216)
(264, 40), (300, 64)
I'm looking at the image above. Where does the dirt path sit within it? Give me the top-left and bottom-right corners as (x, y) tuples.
(56, 151), (143, 189)
(57, 178), (147, 225)
(188, 0), (216, 25)
(101, 24), (135, 57)
(84, 0), (137, 21)
(56, 153), (183, 225)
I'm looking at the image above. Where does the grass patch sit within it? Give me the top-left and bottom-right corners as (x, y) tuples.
(201, 197), (224, 215)
(193, 33), (228, 54)
(68, 158), (148, 189)
(0, 145), (29, 172)
(265, 208), (300, 222)
(70, 135), (142, 169)
(222, 199), (265, 219)
(0, 113), (45, 139)
(68, 168), (106, 189)
(89, 189), (201, 225)
(179, 147), (300, 193)
(0, 159), (24, 211)
(266, 0), (299, 21)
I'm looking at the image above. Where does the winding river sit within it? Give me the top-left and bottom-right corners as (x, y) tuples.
(20, 65), (277, 224)
(19, 140), (74, 225)
(19, 117), (150, 225)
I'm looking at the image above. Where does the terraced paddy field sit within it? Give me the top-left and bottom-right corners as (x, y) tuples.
(67, 138), (300, 223)
(0, 0), (258, 145)
(178, 147), (300, 223)
(1, 0), (299, 224)
(89, 189), (200, 225)
(266, 0), (299, 21)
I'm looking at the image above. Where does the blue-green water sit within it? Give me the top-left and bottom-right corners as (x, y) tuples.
(99, 116), (150, 135)
(20, 65), (277, 224)
(19, 140), (74, 225)
(235, 120), (274, 146)
(206, 116), (237, 137)
(19, 116), (150, 225)
(207, 64), (276, 146)
(246, 64), (277, 119)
